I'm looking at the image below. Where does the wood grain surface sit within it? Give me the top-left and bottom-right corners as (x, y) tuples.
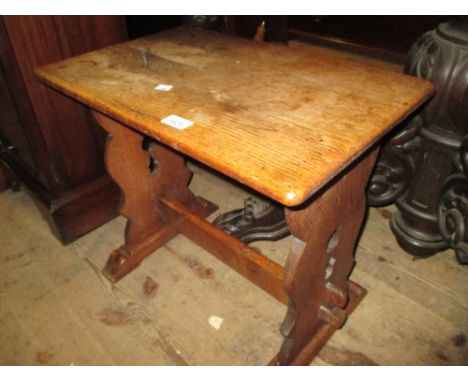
(35, 26), (433, 206)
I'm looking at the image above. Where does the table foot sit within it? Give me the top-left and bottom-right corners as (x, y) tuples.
(268, 280), (366, 366)
(103, 196), (218, 283)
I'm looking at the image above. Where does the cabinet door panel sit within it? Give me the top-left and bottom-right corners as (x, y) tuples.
(0, 62), (39, 175)
(2, 16), (127, 190)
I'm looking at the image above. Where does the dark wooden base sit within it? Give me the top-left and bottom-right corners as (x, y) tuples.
(390, 203), (448, 257)
(27, 176), (121, 244)
(49, 176), (121, 244)
(0, 155), (120, 244)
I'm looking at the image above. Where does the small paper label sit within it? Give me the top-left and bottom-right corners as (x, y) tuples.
(208, 316), (224, 330)
(161, 114), (193, 130)
(155, 84), (173, 91)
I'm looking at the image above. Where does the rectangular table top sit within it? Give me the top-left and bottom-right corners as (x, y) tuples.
(36, 26), (433, 206)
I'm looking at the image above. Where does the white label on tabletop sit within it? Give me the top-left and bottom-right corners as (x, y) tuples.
(161, 115), (193, 130)
(155, 84), (173, 91)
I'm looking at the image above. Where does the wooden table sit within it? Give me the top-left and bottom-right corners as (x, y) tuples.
(35, 26), (433, 365)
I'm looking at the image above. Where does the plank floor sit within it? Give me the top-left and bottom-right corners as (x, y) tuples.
(1, 160), (467, 366)
(1, 42), (467, 366)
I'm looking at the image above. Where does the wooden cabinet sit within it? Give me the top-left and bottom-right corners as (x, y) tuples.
(226, 16), (452, 62)
(0, 16), (128, 243)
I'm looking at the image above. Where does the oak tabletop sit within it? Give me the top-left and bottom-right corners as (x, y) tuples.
(36, 26), (433, 206)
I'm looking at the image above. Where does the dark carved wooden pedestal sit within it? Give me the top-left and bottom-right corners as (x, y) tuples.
(368, 19), (468, 264)
(214, 19), (468, 265)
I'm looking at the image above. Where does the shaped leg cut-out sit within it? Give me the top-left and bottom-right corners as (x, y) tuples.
(93, 111), (217, 282)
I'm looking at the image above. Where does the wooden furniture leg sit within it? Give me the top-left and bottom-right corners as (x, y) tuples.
(273, 147), (379, 366)
(93, 111), (218, 282)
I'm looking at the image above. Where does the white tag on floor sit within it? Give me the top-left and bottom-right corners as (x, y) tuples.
(161, 115), (193, 130)
(208, 315), (224, 330)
